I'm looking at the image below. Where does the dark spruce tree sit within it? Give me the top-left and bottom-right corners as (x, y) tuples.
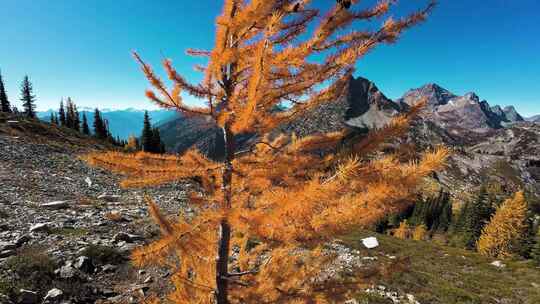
(20, 76), (36, 118)
(50, 112), (57, 125)
(59, 99), (66, 126)
(531, 228), (540, 264)
(73, 103), (80, 132)
(151, 127), (165, 153)
(65, 98), (75, 129)
(81, 113), (90, 135)
(408, 190), (451, 231)
(104, 119), (114, 143)
(0, 71), (11, 113)
(454, 185), (495, 249)
(93, 108), (107, 139)
(141, 110), (154, 152)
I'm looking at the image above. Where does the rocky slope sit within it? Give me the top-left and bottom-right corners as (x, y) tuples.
(0, 113), (192, 303)
(1, 81), (539, 303)
(396, 84), (539, 202)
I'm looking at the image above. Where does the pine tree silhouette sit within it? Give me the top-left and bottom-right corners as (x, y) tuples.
(82, 113), (90, 135)
(531, 228), (540, 264)
(0, 71), (11, 113)
(151, 127), (165, 153)
(453, 185), (495, 248)
(20, 75), (36, 118)
(73, 102), (80, 132)
(93, 108), (107, 139)
(58, 99), (66, 126)
(141, 110), (153, 152)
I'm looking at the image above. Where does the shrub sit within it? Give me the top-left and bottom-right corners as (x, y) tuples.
(80, 245), (124, 265)
(3, 247), (57, 296)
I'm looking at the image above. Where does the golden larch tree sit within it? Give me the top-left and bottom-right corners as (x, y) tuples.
(394, 220), (411, 240)
(412, 224), (428, 241)
(477, 191), (528, 258)
(84, 1), (446, 303)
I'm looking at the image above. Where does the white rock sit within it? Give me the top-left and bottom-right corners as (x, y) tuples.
(0, 242), (16, 251)
(361, 237), (379, 249)
(29, 223), (49, 233)
(490, 260), (506, 268)
(84, 177), (92, 188)
(143, 276), (153, 284)
(40, 201), (70, 210)
(406, 293), (420, 304)
(44, 288), (63, 301)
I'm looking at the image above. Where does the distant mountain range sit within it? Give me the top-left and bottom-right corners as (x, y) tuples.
(37, 108), (179, 140)
(527, 115), (540, 123)
(396, 83), (527, 136)
(157, 76), (538, 154)
(156, 76), (540, 204)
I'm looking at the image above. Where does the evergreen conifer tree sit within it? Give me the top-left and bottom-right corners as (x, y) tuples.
(65, 98), (75, 129)
(531, 228), (540, 264)
(409, 190), (451, 231)
(73, 103), (80, 132)
(104, 119), (114, 143)
(436, 193), (453, 232)
(151, 127), (164, 153)
(141, 110), (153, 152)
(0, 71), (11, 113)
(59, 99), (66, 126)
(453, 185), (494, 248)
(82, 113), (90, 135)
(93, 108), (107, 139)
(20, 75), (36, 118)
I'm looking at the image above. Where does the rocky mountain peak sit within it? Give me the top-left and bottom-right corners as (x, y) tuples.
(398, 83), (456, 109)
(503, 105), (525, 122)
(490, 105), (504, 116)
(464, 92), (480, 102)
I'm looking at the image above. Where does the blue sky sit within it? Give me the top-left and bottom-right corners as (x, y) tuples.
(0, 0), (539, 116)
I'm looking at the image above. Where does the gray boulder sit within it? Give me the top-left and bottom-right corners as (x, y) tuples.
(29, 223), (49, 233)
(55, 265), (78, 279)
(97, 193), (121, 202)
(74, 256), (94, 273)
(40, 201), (70, 210)
(18, 290), (38, 304)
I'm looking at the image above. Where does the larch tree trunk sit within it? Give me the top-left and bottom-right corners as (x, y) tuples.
(216, 125), (235, 304)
